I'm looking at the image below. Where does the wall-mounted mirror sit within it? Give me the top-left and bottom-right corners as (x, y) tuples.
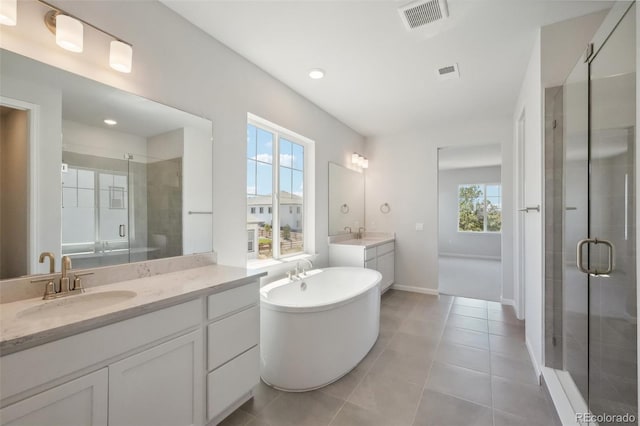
(328, 162), (364, 236)
(0, 49), (213, 279)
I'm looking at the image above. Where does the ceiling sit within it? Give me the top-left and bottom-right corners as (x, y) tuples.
(162, 0), (612, 137)
(438, 143), (501, 170)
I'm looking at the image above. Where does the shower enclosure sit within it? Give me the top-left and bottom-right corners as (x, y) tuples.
(545, 3), (637, 423)
(61, 151), (183, 269)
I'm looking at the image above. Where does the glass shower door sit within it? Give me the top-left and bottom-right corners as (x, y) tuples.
(587, 4), (637, 420)
(561, 48), (590, 407)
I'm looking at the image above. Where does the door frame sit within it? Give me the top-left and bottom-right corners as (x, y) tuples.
(0, 96), (40, 275)
(515, 110), (526, 319)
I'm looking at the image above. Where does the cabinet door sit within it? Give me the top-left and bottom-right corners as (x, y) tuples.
(108, 330), (203, 426)
(0, 369), (107, 426)
(207, 346), (259, 422)
(365, 258), (377, 270)
(377, 251), (395, 291)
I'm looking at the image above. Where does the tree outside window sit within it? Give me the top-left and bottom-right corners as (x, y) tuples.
(458, 184), (501, 232)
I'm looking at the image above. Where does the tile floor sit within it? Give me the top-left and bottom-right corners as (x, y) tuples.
(438, 256), (502, 302)
(220, 290), (561, 426)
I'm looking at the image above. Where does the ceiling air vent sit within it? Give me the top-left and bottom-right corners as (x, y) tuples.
(437, 63), (460, 80)
(399, 0), (449, 31)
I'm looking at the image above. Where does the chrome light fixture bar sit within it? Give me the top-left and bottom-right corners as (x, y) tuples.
(38, 0), (133, 73)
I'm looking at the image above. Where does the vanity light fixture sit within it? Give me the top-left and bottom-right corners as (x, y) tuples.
(104, 119), (117, 126)
(0, 0), (17, 26)
(309, 68), (325, 79)
(55, 14), (83, 52)
(39, 0), (133, 73)
(351, 152), (368, 169)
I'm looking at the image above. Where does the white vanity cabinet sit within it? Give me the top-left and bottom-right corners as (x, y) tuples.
(108, 331), (203, 426)
(0, 279), (261, 426)
(206, 282), (260, 424)
(329, 240), (395, 292)
(0, 369), (108, 426)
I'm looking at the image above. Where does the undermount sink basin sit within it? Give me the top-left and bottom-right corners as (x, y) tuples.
(17, 290), (137, 320)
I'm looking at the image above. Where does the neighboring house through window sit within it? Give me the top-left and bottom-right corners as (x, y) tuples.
(246, 115), (312, 262)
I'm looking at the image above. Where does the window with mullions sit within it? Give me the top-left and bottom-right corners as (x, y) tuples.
(458, 183), (502, 232)
(247, 122), (306, 260)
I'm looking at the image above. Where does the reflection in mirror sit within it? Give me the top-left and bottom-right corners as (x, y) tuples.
(328, 162), (364, 236)
(0, 49), (213, 278)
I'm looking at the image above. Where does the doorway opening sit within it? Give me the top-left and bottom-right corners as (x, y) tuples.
(437, 144), (503, 302)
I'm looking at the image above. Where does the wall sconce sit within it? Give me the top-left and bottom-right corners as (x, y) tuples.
(351, 152), (369, 169)
(37, 1), (133, 73)
(0, 0), (17, 26)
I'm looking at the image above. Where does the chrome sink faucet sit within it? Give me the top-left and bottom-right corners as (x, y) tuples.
(344, 226), (352, 234)
(356, 227), (365, 239)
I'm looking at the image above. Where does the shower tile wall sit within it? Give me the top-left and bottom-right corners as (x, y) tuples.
(544, 87), (564, 369)
(146, 158), (182, 258)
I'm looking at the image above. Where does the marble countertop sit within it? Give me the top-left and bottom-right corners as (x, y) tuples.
(328, 233), (395, 248)
(0, 264), (266, 355)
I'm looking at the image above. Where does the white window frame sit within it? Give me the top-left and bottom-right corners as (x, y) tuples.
(247, 113), (315, 267)
(457, 182), (502, 234)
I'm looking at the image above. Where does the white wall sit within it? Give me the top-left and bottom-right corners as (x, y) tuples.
(438, 166), (502, 260)
(147, 128), (183, 162)
(182, 126), (213, 254)
(513, 33), (543, 372)
(63, 120), (147, 161)
(364, 118), (512, 293)
(0, 0), (364, 270)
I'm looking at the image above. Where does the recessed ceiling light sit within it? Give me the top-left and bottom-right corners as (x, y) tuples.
(308, 68), (325, 80)
(104, 119), (117, 126)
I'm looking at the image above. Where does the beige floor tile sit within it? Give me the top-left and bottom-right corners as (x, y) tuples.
(490, 353), (538, 385)
(446, 314), (489, 333)
(387, 332), (439, 357)
(348, 371), (423, 426)
(453, 297), (489, 309)
(370, 348), (432, 385)
(330, 401), (399, 426)
(425, 362), (492, 406)
(489, 334), (529, 360)
(413, 390), (493, 426)
(436, 342), (491, 374)
(441, 327), (490, 350)
(241, 381), (283, 415)
(450, 304), (489, 320)
(258, 390), (344, 426)
(491, 376), (556, 420)
(488, 320), (525, 338)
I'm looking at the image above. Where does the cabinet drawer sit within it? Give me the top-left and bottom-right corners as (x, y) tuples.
(208, 306), (259, 371)
(376, 241), (394, 256)
(207, 346), (259, 422)
(208, 282), (258, 321)
(365, 247), (376, 261)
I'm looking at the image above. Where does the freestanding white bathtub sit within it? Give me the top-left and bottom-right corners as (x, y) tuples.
(260, 267), (381, 391)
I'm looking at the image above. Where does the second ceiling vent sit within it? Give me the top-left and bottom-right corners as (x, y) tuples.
(399, 0), (449, 31)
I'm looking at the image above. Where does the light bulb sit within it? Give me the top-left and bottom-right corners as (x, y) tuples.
(56, 15), (83, 52)
(110, 40), (133, 73)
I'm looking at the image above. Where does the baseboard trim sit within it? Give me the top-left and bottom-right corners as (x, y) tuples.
(391, 285), (439, 296)
(541, 367), (590, 426)
(439, 253), (501, 261)
(525, 338), (542, 384)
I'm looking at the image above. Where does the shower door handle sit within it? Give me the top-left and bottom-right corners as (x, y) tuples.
(119, 224), (126, 238)
(576, 238), (614, 276)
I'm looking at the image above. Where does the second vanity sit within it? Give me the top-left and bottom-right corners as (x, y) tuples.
(328, 233), (395, 292)
(0, 256), (265, 426)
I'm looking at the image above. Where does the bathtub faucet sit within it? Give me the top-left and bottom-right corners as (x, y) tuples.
(297, 259), (313, 276)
